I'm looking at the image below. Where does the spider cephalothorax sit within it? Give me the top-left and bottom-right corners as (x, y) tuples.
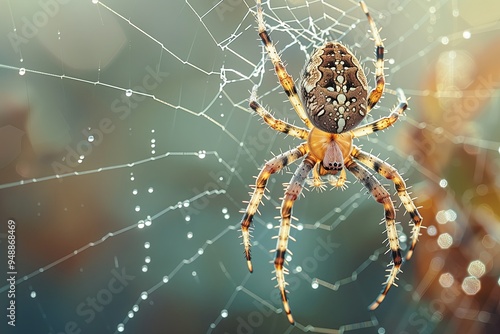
(239, 0), (423, 325)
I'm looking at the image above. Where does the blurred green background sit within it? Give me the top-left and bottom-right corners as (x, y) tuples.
(0, 0), (499, 333)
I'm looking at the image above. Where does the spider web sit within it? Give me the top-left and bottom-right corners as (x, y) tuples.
(1, 0), (499, 333)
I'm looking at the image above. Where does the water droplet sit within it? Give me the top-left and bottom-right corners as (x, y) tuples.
(437, 233), (453, 249)
(132, 189), (138, 195)
(125, 89), (133, 97)
(439, 179), (448, 188)
(439, 273), (454, 288)
(30, 291), (37, 298)
(187, 231), (193, 239)
(88, 135), (94, 142)
(221, 309), (229, 318)
(135, 205), (141, 212)
(141, 265), (148, 272)
(148, 187), (154, 193)
(140, 292), (148, 300)
(198, 150), (206, 159)
(311, 279), (319, 289)
(19, 68), (26, 76)
(185, 215), (191, 222)
(145, 256), (151, 263)
(117, 324), (124, 332)
(467, 260), (486, 278)
(163, 276), (169, 283)
(144, 242), (150, 249)
(462, 276), (481, 295)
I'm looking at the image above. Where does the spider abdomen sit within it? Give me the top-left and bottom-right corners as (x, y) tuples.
(300, 42), (368, 133)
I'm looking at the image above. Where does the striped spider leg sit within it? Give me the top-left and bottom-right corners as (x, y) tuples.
(348, 88), (424, 309)
(240, 138), (308, 274)
(350, 88), (424, 262)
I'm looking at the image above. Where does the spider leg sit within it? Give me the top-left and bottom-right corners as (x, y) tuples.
(275, 154), (317, 324)
(360, 1), (385, 114)
(350, 88), (407, 139)
(345, 158), (402, 310)
(240, 143), (308, 273)
(255, 0), (313, 129)
(351, 146), (423, 260)
(249, 86), (309, 140)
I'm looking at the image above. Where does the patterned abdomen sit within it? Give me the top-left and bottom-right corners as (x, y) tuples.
(300, 42), (368, 134)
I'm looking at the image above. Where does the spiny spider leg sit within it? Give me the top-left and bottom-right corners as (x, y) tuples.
(240, 143), (309, 273)
(350, 88), (407, 139)
(255, 0), (313, 129)
(274, 154), (317, 324)
(345, 158), (403, 310)
(351, 147), (423, 260)
(249, 86), (309, 140)
(360, 1), (385, 114)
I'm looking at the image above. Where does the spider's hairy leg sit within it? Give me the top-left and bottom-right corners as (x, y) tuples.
(345, 158), (402, 310)
(249, 86), (309, 140)
(255, 0), (312, 129)
(275, 154), (316, 324)
(240, 143), (308, 273)
(350, 88), (407, 139)
(359, 1), (385, 114)
(351, 147), (423, 260)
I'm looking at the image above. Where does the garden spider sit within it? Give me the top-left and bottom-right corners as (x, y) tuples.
(239, 0), (423, 324)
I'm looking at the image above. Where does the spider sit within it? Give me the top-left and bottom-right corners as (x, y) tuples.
(239, 0), (423, 325)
